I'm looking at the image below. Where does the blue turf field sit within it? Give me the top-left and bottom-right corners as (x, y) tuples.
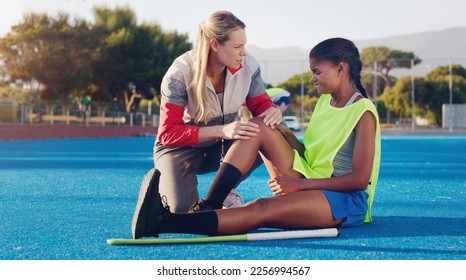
(0, 135), (465, 260)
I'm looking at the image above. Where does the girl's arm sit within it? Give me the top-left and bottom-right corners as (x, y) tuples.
(269, 111), (376, 194)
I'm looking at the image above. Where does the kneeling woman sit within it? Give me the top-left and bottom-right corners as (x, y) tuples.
(132, 37), (381, 238)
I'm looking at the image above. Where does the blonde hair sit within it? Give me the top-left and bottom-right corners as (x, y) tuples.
(189, 10), (245, 124)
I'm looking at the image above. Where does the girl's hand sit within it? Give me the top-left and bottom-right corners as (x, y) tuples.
(268, 174), (302, 195)
(222, 120), (260, 140)
(258, 107), (282, 128)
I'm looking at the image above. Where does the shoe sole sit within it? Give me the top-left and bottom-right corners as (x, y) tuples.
(131, 168), (161, 239)
(222, 191), (244, 208)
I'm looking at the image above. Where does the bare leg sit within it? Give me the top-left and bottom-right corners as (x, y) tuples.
(223, 118), (299, 177)
(260, 152), (279, 178)
(216, 190), (343, 235)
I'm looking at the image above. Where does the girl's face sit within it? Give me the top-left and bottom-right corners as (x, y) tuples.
(214, 28), (247, 69)
(309, 58), (341, 94)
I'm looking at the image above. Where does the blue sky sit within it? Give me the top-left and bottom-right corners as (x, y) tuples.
(1, 0), (466, 49)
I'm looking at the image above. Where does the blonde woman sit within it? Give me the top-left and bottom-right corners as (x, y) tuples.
(145, 11), (282, 214)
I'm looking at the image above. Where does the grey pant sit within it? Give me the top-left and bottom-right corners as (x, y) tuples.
(153, 140), (262, 213)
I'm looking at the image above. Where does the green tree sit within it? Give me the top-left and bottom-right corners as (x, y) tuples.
(0, 13), (97, 111)
(0, 6), (192, 116)
(418, 64), (466, 124)
(379, 76), (413, 121)
(91, 7), (147, 111)
(361, 46), (421, 87)
(426, 64), (466, 80)
(380, 65), (466, 126)
(362, 73), (387, 100)
(91, 6), (191, 112)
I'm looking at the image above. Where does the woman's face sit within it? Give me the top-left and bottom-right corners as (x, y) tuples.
(215, 28), (247, 69)
(309, 58), (340, 94)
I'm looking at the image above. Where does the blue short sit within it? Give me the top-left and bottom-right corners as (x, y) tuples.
(321, 190), (368, 227)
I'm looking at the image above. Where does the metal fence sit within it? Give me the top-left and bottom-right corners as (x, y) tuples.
(0, 101), (158, 128)
(443, 104), (466, 129)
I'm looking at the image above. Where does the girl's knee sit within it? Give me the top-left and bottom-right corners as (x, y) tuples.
(249, 116), (263, 124)
(248, 117), (275, 133)
(246, 197), (273, 213)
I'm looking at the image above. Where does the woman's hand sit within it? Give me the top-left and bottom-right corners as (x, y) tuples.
(258, 107), (282, 128)
(222, 120), (260, 140)
(268, 174), (303, 195)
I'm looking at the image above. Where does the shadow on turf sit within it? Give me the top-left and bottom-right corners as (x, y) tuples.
(236, 216), (466, 258)
(346, 216), (466, 238)
(243, 216), (465, 239)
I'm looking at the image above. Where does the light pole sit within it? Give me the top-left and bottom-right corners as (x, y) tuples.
(300, 60), (305, 127)
(449, 61), (453, 132)
(373, 60), (378, 110)
(411, 59), (415, 131)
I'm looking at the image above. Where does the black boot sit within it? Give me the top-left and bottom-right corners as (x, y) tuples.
(132, 168), (171, 239)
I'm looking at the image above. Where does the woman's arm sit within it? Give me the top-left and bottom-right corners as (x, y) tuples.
(157, 102), (200, 146)
(198, 120), (260, 142)
(158, 102), (262, 146)
(269, 111), (376, 194)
